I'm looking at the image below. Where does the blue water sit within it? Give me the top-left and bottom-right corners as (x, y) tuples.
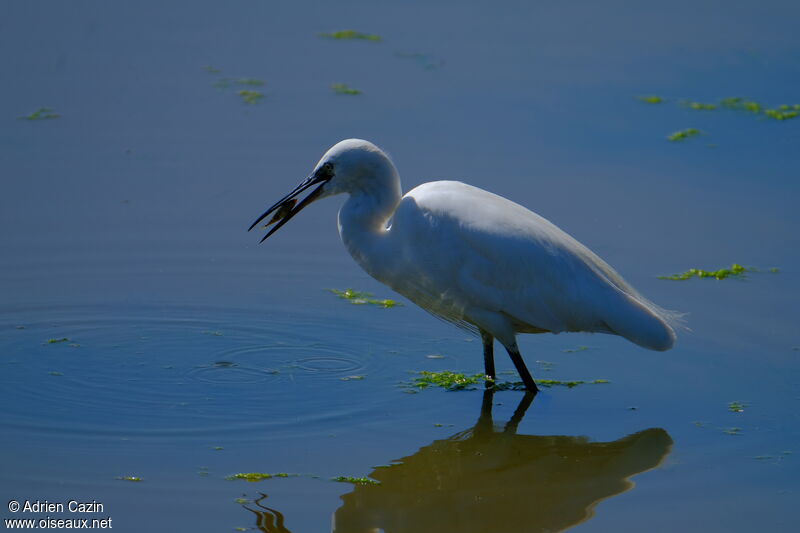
(2, 1), (799, 531)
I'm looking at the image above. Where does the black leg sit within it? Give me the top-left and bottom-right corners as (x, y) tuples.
(505, 341), (539, 394)
(480, 329), (496, 384)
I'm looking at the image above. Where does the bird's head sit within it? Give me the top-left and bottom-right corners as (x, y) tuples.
(248, 139), (398, 242)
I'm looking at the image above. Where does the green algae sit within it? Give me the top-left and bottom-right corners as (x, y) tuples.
(637, 95), (664, 104)
(408, 370), (608, 391)
(203, 65), (221, 74)
(21, 107), (60, 120)
(48, 371), (63, 376)
(331, 83), (362, 95)
(341, 375), (365, 381)
(658, 263), (747, 281)
(728, 401), (748, 413)
(409, 370), (486, 391)
(329, 288), (400, 308)
(764, 108), (799, 120)
(684, 101), (717, 110)
(332, 476), (380, 485)
(227, 472), (297, 482)
(720, 97), (762, 113)
(117, 476), (142, 482)
(536, 360), (556, 371)
(562, 345), (589, 353)
(47, 337), (70, 344)
(320, 30), (382, 42)
(539, 379), (585, 388)
(667, 128), (702, 142)
(238, 90), (264, 104)
(724, 427), (743, 436)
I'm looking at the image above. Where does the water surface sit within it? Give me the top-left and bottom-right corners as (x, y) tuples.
(1, 1), (799, 531)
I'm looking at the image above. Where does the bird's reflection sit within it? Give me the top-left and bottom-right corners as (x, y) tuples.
(241, 493), (292, 533)
(333, 390), (672, 533)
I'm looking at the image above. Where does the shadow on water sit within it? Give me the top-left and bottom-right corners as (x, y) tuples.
(331, 389), (673, 533)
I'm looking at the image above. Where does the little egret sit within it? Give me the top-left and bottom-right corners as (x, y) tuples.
(249, 139), (677, 393)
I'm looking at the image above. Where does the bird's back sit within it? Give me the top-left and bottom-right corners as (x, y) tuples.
(385, 181), (676, 351)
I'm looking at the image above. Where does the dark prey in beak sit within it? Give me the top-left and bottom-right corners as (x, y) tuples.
(248, 166), (332, 243)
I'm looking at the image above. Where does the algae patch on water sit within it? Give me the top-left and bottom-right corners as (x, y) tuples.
(331, 83), (362, 95)
(407, 370), (609, 391)
(667, 128), (702, 142)
(117, 476), (142, 482)
(332, 476), (380, 485)
(637, 95), (664, 104)
(227, 472), (297, 482)
(409, 370), (486, 391)
(329, 288), (400, 308)
(46, 337), (71, 344)
(728, 401), (748, 413)
(683, 101), (717, 110)
(562, 345), (589, 353)
(20, 107), (61, 120)
(320, 30), (382, 42)
(238, 90), (264, 104)
(657, 263), (774, 281)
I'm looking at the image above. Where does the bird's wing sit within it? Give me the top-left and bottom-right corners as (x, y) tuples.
(393, 181), (649, 336)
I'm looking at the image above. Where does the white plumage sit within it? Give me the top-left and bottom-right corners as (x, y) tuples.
(250, 139), (677, 393)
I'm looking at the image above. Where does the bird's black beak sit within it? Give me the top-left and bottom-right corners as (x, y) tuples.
(247, 163), (333, 243)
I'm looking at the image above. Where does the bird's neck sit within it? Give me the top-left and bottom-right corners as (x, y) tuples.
(337, 182), (401, 280)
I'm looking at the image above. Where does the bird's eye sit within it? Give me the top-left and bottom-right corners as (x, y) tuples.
(320, 162), (334, 178)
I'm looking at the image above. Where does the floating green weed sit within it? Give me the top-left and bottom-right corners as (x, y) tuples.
(659, 263), (747, 281)
(227, 472), (297, 482)
(47, 337), (70, 344)
(332, 476), (380, 485)
(724, 427), (743, 436)
(49, 371), (63, 376)
(331, 83), (362, 95)
(21, 107), (60, 120)
(764, 107), (799, 120)
(720, 97), (762, 113)
(409, 370), (486, 391)
(667, 128), (702, 142)
(341, 375), (365, 381)
(684, 101), (717, 110)
(562, 345), (589, 353)
(407, 370), (608, 391)
(539, 379), (584, 388)
(320, 30), (381, 42)
(238, 90), (264, 104)
(203, 65), (221, 74)
(728, 401), (748, 413)
(117, 476), (142, 482)
(637, 95), (664, 104)
(329, 288), (399, 308)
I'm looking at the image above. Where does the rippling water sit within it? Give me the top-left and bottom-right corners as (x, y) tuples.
(2, 1), (799, 531)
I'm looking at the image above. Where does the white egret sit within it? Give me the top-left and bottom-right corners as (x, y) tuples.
(249, 139), (677, 393)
